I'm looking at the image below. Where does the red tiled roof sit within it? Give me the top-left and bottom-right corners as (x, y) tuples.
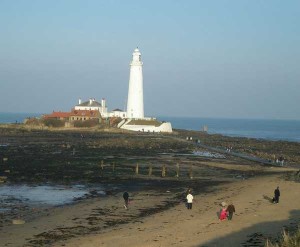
(43, 112), (71, 119)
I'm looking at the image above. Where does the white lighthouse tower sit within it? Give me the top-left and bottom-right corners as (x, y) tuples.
(127, 48), (144, 119)
(120, 48), (172, 133)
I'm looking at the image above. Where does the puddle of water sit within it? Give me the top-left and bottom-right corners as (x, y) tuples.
(192, 151), (225, 159)
(160, 151), (225, 159)
(0, 208), (10, 212)
(0, 184), (105, 207)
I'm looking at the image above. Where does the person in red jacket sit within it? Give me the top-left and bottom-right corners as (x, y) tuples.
(219, 202), (228, 221)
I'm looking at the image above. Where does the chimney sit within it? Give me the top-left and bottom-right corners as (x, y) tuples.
(101, 98), (106, 108)
(78, 98), (82, 105)
(89, 98), (92, 105)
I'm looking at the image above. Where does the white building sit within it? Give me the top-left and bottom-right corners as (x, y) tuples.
(110, 109), (127, 118)
(75, 98), (108, 117)
(74, 98), (127, 119)
(118, 118), (173, 133)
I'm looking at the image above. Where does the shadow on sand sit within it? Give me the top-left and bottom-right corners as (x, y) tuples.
(199, 209), (300, 247)
(263, 194), (273, 203)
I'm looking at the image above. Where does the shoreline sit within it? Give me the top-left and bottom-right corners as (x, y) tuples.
(1, 121), (300, 143)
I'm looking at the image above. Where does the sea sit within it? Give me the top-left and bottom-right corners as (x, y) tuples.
(0, 112), (299, 143)
(160, 116), (300, 143)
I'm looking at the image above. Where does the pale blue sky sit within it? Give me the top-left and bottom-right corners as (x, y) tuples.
(0, 0), (299, 119)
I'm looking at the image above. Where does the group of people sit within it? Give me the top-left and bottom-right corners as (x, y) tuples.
(275, 156), (285, 166)
(184, 186), (281, 221)
(185, 189), (236, 220)
(122, 186), (280, 220)
(219, 202), (236, 221)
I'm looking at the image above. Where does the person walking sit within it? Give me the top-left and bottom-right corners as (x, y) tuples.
(226, 203), (236, 220)
(123, 191), (129, 209)
(273, 186), (280, 203)
(186, 192), (194, 210)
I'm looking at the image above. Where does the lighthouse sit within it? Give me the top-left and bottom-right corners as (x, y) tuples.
(127, 48), (144, 119)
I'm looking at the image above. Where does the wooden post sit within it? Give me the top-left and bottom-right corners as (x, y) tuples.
(148, 164), (153, 176)
(135, 163), (139, 175)
(98, 160), (104, 176)
(162, 164), (166, 177)
(176, 163), (180, 177)
(189, 164), (193, 179)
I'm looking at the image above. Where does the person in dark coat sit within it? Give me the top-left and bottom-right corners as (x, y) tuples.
(273, 186), (280, 203)
(123, 191), (129, 209)
(226, 203), (236, 220)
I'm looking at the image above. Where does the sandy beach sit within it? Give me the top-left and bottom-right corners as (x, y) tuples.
(50, 167), (300, 247)
(1, 163), (299, 247)
(1, 126), (300, 247)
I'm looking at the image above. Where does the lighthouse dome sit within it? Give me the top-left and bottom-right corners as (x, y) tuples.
(131, 47), (142, 63)
(133, 48), (141, 56)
